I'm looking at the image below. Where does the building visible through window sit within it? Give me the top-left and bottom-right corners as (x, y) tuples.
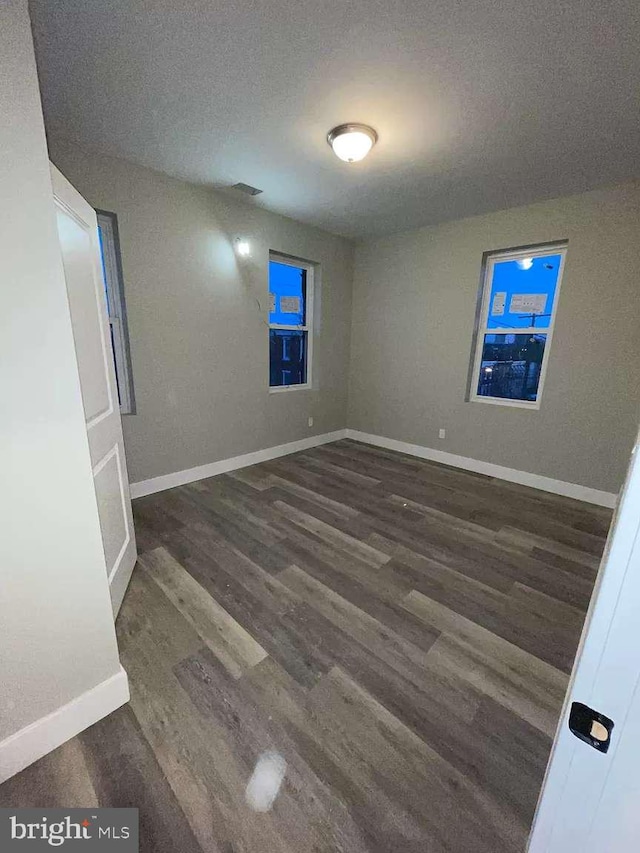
(268, 254), (313, 389)
(96, 210), (135, 413)
(470, 243), (567, 407)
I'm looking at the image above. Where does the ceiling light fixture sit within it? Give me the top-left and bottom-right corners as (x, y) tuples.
(327, 124), (378, 163)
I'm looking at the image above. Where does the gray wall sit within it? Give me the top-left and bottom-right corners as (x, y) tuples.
(1, 1), (121, 745)
(50, 135), (640, 495)
(348, 183), (640, 494)
(49, 139), (354, 483)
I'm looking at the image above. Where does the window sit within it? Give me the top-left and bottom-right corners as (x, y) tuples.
(96, 210), (135, 414)
(470, 243), (567, 408)
(268, 254), (313, 390)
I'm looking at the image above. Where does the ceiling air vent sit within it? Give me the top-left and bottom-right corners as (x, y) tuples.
(232, 182), (263, 196)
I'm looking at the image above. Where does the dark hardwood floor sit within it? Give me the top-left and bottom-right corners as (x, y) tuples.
(0, 439), (611, 852)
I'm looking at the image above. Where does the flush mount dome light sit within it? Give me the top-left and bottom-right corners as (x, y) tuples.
(327, 124), (378, 163)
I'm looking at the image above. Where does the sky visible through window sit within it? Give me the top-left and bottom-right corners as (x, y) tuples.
(487, 253), (562, 330)
(269, 261), (305, 325)
(97, 225), (111, 314)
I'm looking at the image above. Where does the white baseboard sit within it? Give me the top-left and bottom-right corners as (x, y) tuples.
(0, 666), (129, 784)
(130, 429), (348, 499)
(129, 425), (617, 508)
(346, 429), (618, 508)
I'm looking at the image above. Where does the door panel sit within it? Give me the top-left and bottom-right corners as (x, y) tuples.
(528, 435), (639, 851)
(51, 164), (136, 615)
(54, 210), (113, 423)
(93, 446), (130, 578)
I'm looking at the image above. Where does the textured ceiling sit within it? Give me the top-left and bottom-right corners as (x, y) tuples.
(29, 0), (640, 239)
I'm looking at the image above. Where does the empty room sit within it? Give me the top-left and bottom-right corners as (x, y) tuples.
(3, 0), (640, 850)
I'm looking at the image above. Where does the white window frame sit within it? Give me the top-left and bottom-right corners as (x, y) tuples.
(268, 252), (314, 393)
(97, 210), (136, 414)
(469, 242), (567, 410)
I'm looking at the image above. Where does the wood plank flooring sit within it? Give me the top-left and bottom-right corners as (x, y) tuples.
(0, 439), (611, 852)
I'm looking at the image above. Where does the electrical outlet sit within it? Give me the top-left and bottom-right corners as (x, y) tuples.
(438, 428), (446, 439)
(308, 417), (314, 427)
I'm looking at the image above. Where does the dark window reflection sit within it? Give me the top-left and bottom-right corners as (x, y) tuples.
(270, 329), (307, 387)
(477, 333), (546, 402)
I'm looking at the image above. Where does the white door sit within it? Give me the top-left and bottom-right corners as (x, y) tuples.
(529, 430), (640, 851)
(51, 164), (136, 615)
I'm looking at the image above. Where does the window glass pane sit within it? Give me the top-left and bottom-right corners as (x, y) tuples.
(97, 224), (111, 315)
(486, 254), (562, 330)
(270, 329), (307, 386)
(269, 261), (305, 325)
(96, 210), (135, 414)
(108, 321), (122, 405)
(477, 333), (547, 402)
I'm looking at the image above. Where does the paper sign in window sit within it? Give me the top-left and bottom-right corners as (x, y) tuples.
(509, 293), (547, 315)
(280, 296), (301, 314)
(491, 291), (506, 316)
(269, 292), (276, 312)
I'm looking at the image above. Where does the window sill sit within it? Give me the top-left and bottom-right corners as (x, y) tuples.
(470, 395), (541, 411)
(269, 383), (311, 394)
